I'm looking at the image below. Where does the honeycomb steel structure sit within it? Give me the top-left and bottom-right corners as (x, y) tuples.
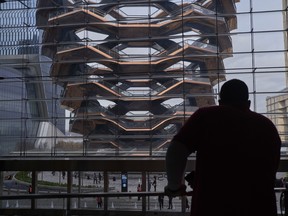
(36, 0), (239, 155)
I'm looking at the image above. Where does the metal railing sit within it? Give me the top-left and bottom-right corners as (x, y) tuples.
(0, 157), (288, 215)
(0, 187), (287, 216)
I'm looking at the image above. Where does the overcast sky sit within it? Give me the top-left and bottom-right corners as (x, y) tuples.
(219, 0), (287, 113)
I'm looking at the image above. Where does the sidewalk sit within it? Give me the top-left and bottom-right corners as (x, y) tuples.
(36, 172), (169, 193)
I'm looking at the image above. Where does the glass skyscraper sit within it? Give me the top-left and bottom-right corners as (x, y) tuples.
(0, 0), (65, 155)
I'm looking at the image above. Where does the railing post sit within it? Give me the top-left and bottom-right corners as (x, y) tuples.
(78, 171), (81, 208)
(0, 172), (3, 208)
(147, 173), (150, 210)
(142, 171), (146, 213)
(67, 171), (72, 211)
(103, 171), (108, 211)
(181, 196), (186, 213)
(31, 171), (37, 209)
(284, 189), (288, 216)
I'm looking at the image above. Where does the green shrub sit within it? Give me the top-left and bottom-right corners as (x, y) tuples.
(15, 171), (31, 183)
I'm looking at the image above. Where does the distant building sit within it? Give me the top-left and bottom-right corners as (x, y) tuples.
(0, 1), (65, 155)
(0, 55), (65, 155)
(266, 92), (288, 143)
(266, 1), (288, 145)
(0, 1), (39, 55)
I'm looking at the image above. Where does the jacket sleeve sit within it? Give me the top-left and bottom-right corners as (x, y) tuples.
(165, 108), (203, 190)
(166, 140), (190, 190)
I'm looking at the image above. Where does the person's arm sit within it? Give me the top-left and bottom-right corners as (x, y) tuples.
(165, 139), (190, 196)
(165, 108), (203, 196)
(265, 118), (282, 174)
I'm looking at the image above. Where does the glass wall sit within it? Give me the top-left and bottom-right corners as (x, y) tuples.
(0, 0), (287, 156)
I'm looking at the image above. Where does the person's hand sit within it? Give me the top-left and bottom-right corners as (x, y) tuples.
(164, 184), (186, 197)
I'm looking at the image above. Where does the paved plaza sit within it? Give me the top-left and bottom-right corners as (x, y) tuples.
(1, 171), (287, 214)
(2, 171), (186, 212)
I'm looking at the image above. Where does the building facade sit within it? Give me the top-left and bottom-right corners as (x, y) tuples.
(0, 0), (65, 155)
(1, 0), (287, 157)
(36, 0), (239, 155)
(267, 92), (288, 143)
(265, 0), (288, 145)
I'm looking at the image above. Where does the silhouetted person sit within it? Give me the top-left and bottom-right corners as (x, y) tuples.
(168, 196), (173, 209)
(93, 172), (98, 184)
(152, 176), (157, 192)
(158, 195), (164, 210)
(137, 183), (142, 200)
(165, 79), (281, 216)
(96, 196), (102, 208)
(28, 185), (32, 194)
(62, 171), (65, 179)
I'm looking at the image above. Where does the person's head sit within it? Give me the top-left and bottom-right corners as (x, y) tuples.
(218, 79), (250, 109)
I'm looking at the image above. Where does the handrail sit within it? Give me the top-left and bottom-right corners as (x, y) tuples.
(0, 192), (169, 200)
(0, 188), (286, 200)
(0, 189), (285, 215)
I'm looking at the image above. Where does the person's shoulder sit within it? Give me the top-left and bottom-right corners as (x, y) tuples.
(197, 105), (220, 112)
(195, 105), (223, 115)
(248, 110), (276, 126)
(248, 110), (270, 119)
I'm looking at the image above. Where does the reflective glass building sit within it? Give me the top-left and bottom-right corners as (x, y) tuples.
(0, 0), (65, 155)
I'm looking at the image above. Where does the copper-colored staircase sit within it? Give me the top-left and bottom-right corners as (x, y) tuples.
(36, 0), (239, 154)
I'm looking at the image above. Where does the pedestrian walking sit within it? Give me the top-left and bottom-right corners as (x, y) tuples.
(148, 179), (151, 192)
(93, 172), (98, 184)
(96, 196), (102, 208)
(168, 196), (173, 209)
(158, 195), (164, 210)
(28, 185), (32, 194)
(62, 171), (65, 179)
(137, 184), (142, 200)
(152, 176), (157, 192)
